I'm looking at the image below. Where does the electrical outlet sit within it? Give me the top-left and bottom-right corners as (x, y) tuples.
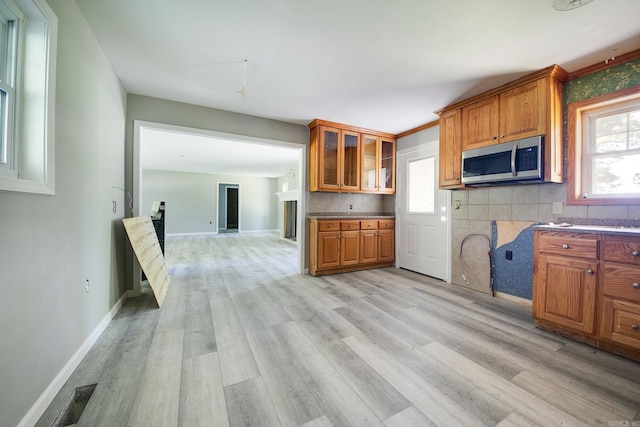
(552, 202), (563, 215)
(112, 201), (117, 213)
(85, 279), (90, 293)
(349, 204), (353, 210)
(505, 250), (513, 260)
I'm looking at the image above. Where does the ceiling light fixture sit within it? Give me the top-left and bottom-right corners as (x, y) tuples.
(552, 0), (594, 11)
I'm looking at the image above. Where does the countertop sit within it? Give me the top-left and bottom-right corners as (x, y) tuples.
(534, 223), (640, 236)
(307, 212), (395, 220)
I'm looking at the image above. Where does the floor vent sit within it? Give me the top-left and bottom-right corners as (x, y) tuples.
(51, 383), (97, 426)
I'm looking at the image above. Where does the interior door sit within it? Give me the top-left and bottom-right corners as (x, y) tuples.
(397, 143), (450, 281)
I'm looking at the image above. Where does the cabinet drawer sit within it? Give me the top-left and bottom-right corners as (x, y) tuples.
(378, 219), (395, 230)
(604, 235), (640, 266)
(603, 263), (640, 302)
(318, 221), (340, 232)
(341, 220), (360, 231)
(537, 232), (599, 259)
(360, 220), (378, 230)
(600, 298), (640, 350)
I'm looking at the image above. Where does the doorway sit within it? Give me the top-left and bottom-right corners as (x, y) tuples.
(396, 142), (450, 281)
(218, 183), (240, 232)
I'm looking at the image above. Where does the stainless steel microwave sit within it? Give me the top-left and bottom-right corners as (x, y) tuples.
(461, 135), (543, 186)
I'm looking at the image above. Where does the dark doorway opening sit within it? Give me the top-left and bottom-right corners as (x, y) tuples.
(284, 200), (297, 241)
(226, 187), (238, 231)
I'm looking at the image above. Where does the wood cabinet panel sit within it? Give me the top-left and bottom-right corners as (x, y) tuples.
(537, 232), (599, 259)
(437, 65), (567, 188)
(600, 298), (640, 349)
(534, 254), (597, 334)
(461, 96), (499, 150)
(603, 263), (640, 302)
(309, 120), (394, 194)
(534, 229), (640, 360)
(360, 229), (378, 264)
(309, 218), (394, 276)
(604, 235), (640, 265)
(438, 109), (463, 189)
(499, 79), (546, 142)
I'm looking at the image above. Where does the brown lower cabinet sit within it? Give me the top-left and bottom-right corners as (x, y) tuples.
(533, 230), (640, 362)
(309, 218), (394, 276)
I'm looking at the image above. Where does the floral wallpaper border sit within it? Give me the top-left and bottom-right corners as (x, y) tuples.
(564, 58), (640, 104)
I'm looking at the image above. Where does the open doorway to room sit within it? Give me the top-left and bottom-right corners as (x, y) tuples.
(132, 120), (306, 296)
(218, 183), (240, 232)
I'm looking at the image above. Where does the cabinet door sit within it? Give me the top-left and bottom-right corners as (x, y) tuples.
(319, 126), (340, 190)
(533, 254), (597, 334)
(360, 229), (378, 264)
(379, 138), (395, 194)
(600, 298), (640, 350)
(360, 134), (379, 192)
(341, 130), (360, 191)
(317, 231), (341, 269)
(378, 229), (395, 262)
(340, 230), (360, 265)
(499, 79), (546, 142)
(462, 95), (499, 150)
(439, 109), (463, 188)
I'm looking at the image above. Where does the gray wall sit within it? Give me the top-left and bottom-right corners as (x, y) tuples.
(0, 1), (127, 426)
(141, 169), (278, 234)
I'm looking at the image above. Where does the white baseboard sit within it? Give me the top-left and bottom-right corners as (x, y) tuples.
(17, 292), (128, 427)
(493, 291), (532, 307)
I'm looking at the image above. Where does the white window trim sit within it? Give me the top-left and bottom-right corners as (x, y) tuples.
(567, 86), (640, 206)
(0, 0), (56, 195)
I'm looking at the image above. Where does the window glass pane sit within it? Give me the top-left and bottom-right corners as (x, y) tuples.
(594, 131), (627, 152)
(408, 157), (435, 213)
(322, 129), (338, 186)
(361, 135), (377, 190)
(343, 133), (358, 187)
(593, 154), (640, 195)
(630, 110), (640, 130)
(630, 130), (640, 150)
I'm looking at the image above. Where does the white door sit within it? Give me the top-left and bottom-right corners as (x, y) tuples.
(397, 142), (450, 281)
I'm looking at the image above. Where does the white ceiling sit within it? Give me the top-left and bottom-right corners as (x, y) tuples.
(76, 0), (640, 177)
(140, 126), (300, 177)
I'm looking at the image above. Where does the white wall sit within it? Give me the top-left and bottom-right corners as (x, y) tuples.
(0, 1), (127, 426)
(142, 169), (279, 234)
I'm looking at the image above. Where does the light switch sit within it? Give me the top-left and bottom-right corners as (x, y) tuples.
(552, 202), (563, 215)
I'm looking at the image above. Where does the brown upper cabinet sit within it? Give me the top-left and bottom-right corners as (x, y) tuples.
(437, 65), (567, 189)
(309, 119), (395, 194)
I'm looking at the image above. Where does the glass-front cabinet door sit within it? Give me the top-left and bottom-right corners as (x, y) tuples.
(341, 130), (360, 191)
(361, 134), (379, 192)
(320, 126), (340, 190)
(380, 138), (395, 193)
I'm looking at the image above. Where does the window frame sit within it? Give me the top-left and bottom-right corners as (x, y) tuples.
(0, 0), (56, 195)
(567, 85), (640, 206)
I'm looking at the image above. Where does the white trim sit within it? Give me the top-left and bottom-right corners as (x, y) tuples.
(17, 292), (128, 427)
(167, 231), (219, 237)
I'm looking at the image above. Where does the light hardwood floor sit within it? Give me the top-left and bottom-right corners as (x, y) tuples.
(38, 232), (640, 426)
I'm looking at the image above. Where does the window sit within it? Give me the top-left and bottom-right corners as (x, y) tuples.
(0, 0), (57, 194)
(0, 0), (20, 176)
(567, 86), (640, 205)
(408, 156), (435, 213)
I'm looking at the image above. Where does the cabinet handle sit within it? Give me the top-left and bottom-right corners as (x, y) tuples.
(500, 134), (505, 138)
(587, 269), (594, 275)
(633, 283), (640, 289)
(632, 325), (639, 330)
(562, 244), (569, 249)
(633, 250), (639, 257)
(492, 136), (497, 140)
(327, 224), (332, 228)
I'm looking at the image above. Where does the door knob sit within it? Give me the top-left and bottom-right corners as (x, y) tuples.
(633, 283), (640, 289)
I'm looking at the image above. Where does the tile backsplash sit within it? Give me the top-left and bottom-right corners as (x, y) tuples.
(451, 182), (639, 295)
(308, 192), (395, 214)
